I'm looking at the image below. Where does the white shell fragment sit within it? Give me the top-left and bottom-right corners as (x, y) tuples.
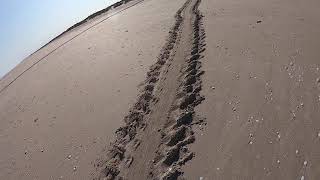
(303, 160), (307, 166)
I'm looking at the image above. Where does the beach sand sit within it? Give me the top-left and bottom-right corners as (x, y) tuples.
(184, 0), (320, 179)
(1, 0), (320, 179)
(0, 0), (185, 179)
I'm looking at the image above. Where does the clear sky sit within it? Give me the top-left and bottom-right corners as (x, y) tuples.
(0, 0), (117, 77)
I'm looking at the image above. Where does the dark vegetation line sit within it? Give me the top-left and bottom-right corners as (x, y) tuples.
(38, 0), (135, 52)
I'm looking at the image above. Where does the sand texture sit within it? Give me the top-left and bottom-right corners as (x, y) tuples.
(1, 0), (320, 179)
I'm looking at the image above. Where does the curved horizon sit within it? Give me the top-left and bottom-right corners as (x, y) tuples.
(0, 0), (118, 78)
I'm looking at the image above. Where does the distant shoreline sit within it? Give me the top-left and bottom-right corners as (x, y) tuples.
(0, 0), (139, 87)
(33, 0), (134, 56)
(0, 0), (135, 82)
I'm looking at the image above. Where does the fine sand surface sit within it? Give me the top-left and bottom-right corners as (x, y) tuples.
(1, 0), (320, 179)
(183, 0), (320, 179)
(0, 0), (186, 179)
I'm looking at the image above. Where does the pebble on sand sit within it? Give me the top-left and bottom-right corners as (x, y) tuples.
(290, 61), (294, 66)
(303, 160), (308, 166)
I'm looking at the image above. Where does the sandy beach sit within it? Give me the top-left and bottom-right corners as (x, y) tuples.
(1, 0), (320, 179)
(0, 0), (185, 179)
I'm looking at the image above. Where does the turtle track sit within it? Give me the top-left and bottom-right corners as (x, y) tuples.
(148, 0), (206, 179)
(97, 0), (206, 179)
(96, 0), (194, 179)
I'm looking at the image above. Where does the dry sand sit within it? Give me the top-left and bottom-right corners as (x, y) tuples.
(0, 0), (186, 179)
(183, 0), (320, 179)
(1, 0), (320, 179)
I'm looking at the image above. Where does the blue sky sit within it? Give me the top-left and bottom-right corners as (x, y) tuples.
(0, 0), (117, 77)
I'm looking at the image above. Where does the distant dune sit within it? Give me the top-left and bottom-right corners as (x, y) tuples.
(34, 0), (138, 58)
